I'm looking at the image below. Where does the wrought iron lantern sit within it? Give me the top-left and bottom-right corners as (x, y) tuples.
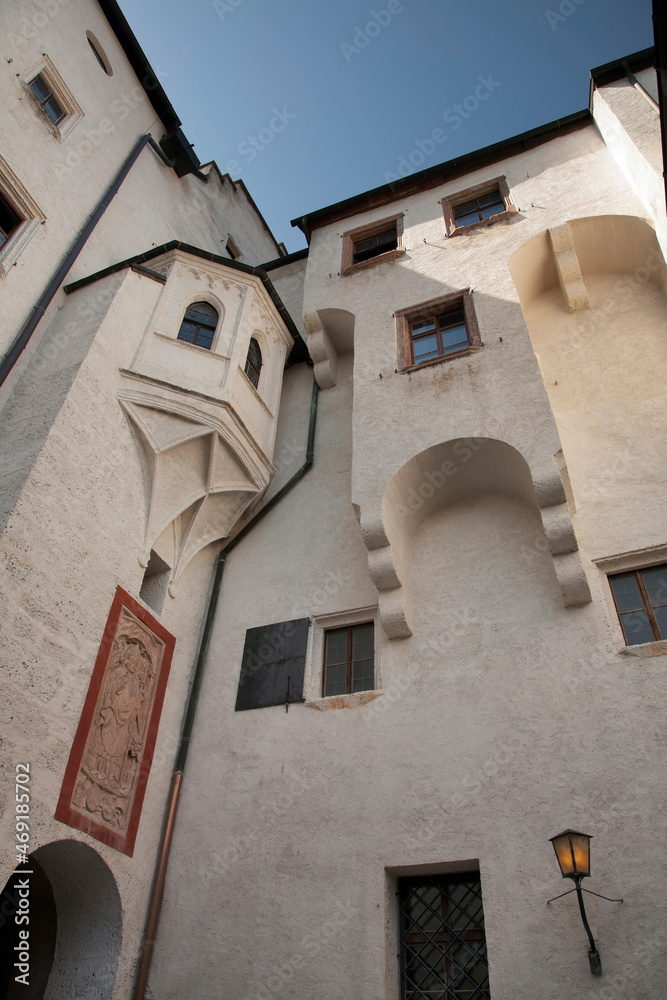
(548, 829), (622, 977)
(550, 829), (591, 879)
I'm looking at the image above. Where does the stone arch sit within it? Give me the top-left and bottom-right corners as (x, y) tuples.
(0, 840), (123, 1000)
(303, 307), (355, 387)
(360, 438), (590, 638)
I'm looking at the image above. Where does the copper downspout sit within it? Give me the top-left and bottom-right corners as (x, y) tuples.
(132, 770), (182, 1000)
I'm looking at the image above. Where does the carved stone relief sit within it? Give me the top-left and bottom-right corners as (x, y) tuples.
(55, 588), (175, 856)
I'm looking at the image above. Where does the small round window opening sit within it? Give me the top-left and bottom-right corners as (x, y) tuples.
(86, 31), (113, 76)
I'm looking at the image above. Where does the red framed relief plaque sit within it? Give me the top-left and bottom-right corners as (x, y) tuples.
(55, 586), (176, 856)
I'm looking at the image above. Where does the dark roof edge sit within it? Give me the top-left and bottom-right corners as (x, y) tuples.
(63, 241), (308, 362)
(589, 47), (655, 88)
(290, 109), (592, 240)
(97, 0), (181, 132)
(260, 248), (309, 271)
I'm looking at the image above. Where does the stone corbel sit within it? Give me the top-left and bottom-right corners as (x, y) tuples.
(303, 309), (338, 388)
(359, 508), (412, 639)
(548, 223), (589, 313)
(533, 468), (591, 607)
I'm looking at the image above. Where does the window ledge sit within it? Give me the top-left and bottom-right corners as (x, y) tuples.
(447, 208), (517, 237)
(402, 345), (482, 373)
(0, 219), (43, 277)
(239, 366), (274, 416)
(305, 690), (383, 711)
(619, 640), (667, 658)
(341, 248), (406, 276)
(154, 331), (230, 359)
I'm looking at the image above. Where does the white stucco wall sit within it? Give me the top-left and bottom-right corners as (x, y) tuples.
(146, 123), (667, 999)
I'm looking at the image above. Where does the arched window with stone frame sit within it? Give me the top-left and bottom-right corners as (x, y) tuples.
(244, 337), (262, 388)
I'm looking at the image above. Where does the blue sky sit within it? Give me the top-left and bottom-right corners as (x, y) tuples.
(117, 0), (653, 251)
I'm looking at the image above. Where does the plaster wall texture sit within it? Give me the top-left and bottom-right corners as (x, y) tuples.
(513, 268), (667, 563)
(298, 126), (654, 635)
(266, 256), (309, 342)
(150, 352), (667, 999)
(0, 0), (280, 363)
(142, 120), (667, 999)
(593, 80), (667, 257)
(0, 257), (291, 997)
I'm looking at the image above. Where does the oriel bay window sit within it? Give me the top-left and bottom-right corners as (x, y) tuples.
(323, 622), (374, 696)
(608, 564), (667, 645)
(397, 291), (481, 370)
(399, 872), (491, 1000)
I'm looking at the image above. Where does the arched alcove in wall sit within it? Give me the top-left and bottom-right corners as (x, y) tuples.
(362, 437), (590, 638)
(508, 214), (667, 558)
(0, 840), (122, 1000)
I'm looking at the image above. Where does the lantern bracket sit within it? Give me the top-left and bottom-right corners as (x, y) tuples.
(547, 887), (624, 905)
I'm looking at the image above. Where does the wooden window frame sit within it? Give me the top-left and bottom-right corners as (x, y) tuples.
(396, 289), (481, 372)
(322, 622), (374, 697)
(341, 214), (404, 275)
(176, 301), (219, 351)
(441, 176), (516, 237)
(608, 563), (667, 645)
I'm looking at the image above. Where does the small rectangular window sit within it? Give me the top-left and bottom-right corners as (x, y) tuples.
(226, 236), (241, 260)
(323, 622), (374, 696)
(341, 214), (404, 273)
(399, 872), (491, 1000)
(442, 177), (515, 237)
(396, 290), (481, 371)
(353, 225), (397, 264)
(609, 564), (667, 645)
(29, 74), (65, 124)
(453, 188), (506, 228)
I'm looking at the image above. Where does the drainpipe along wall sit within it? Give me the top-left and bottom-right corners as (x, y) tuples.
(132, 374), (319, 1000)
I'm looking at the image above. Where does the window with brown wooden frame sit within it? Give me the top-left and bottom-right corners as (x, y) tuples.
(323, 622), (374, 697)
(399, 872), (491, 1000)
(608, 564), (667, 645)
(441, 176), (516, 237)
(396, 290), (481, 371)
(341, 214), (404, 274)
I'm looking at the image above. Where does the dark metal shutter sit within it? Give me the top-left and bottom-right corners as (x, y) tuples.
(235, 618), (310, 711)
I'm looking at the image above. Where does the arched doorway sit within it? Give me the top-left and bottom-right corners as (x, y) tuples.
(0, 841), (122, 1000)
(0, 858), (56, 999)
